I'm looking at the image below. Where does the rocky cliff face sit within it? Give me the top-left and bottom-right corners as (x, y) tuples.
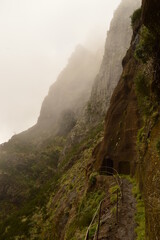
(65, 0), (141, 147)
(138, 0), (160, 238)
(87, 0), (141, 122)
(92, 20), (141, 173)
(93, 0), (160, 238)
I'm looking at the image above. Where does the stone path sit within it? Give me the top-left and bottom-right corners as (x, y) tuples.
(99, 178), (137, 240)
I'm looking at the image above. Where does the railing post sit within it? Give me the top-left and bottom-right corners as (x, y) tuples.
(85, 230), (89, 240)
(116, 189), (119, 223)
(96, 201), (102, 240)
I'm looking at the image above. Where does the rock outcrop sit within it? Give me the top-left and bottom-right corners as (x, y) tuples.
(87, 0), (141, 122)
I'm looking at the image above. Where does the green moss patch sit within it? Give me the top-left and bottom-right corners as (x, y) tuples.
(132, 180), (145, 240)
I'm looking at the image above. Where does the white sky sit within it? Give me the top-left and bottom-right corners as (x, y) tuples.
(0, 0), (121, 143)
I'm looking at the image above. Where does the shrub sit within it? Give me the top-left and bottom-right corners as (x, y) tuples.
(135, 72), (150, 97)
(134, 72), (151, 116)
(135, 26), (156, 63)
(109, 185), (120, 204)
(131, 178), (145, 240)
(89, 172), (98, 187)
(131, 8), (142, 27)
(137, 127), (145, 144)
(151, 111), (159, 122)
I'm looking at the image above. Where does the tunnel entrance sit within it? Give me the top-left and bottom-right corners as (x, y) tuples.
(101, 157), (113, 175)
(118, 161), (130, 175)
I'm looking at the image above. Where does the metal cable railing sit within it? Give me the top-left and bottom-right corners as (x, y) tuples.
(84, 167), (123, 240)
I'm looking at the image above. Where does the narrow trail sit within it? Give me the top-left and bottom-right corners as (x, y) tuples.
(99, 178), (137, 240)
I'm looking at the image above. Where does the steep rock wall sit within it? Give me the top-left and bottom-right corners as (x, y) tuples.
(87, 0), (141, 122)
(138, 0), (160, 238)
(66, 0), (141, 147)
(92, 24), (141, 175)
(93, 0), (160, 238)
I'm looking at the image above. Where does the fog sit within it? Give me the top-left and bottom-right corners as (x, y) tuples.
(0, 0), (121, 144)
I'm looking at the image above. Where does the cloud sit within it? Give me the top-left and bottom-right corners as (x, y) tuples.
(0, 0), (121, 143)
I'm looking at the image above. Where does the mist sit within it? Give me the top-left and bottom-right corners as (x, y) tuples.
(0, 0), (121, 143)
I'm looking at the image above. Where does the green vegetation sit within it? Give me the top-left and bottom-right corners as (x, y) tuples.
(111, 206), (117, 215)
(109, 185), (120, 204)
(135, 26), (156, 63)
(0, 121), (103, 240)
(131, 8), (142, 27)
(125, 176), (145, 240)
(66, 190), (105, 240)
(0, 171), (61, 240)
(60, 123), (104, 169)
(78, 191), (105, 228)
(133, 185), (145, 240)
(137, 127), (145, 144)
(156, 138), (160, 156)
(135, 72), (150, 98)
(89, 172), (98, 187)
(134, 68), (159, 120)
(134, 71), (152, 116)
(89, 224), (97, 238)
(62, 124), (104, 239)
(0, 135), (66, 239)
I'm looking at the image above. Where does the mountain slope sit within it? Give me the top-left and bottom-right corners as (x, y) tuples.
(0, 0), (148, 239)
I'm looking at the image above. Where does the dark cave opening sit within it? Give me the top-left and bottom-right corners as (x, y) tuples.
(101, 157), (114, 175)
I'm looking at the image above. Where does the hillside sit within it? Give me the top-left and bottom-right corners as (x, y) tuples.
(1, 0), (159, 239)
